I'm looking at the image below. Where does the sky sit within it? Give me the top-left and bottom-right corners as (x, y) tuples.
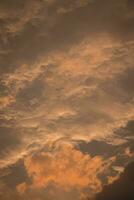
(0, 0), (134, 199)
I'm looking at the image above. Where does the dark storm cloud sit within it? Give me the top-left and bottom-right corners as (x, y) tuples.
(95, 161), (134, 200)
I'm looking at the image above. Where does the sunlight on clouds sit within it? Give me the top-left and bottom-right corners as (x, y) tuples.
(0, 33), (133, 170)
(0, 0), (134, 200)
(17, 144), (115, 199)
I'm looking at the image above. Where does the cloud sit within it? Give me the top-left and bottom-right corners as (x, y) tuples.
(107, 174), (119, 185)
(95, 161), (134, 200)
(0, 0), (45, 35)
(0, 95), (14, 109)
(0, 125), (40, 169)
(0, 126), (24, 168)
(23, 144), (104, 190)
(57, 0), (92, 14)
(124, 147), (134, 158)
(0, 1), (134, 199)
(0, 0), (133, 75)
(0, 32), (134, 170)
(16, 144), (115, 200)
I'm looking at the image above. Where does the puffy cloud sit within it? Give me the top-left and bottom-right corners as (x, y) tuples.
(23, 144), (104, 190)
(16, 144), (115, 200)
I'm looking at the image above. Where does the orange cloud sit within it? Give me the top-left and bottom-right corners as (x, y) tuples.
(19, 144), (115, 195)
(17, 182), (27, 195)
(0, 95), (14, 109)
(107, 174), (120, 185)
(124, 147), (134, 158)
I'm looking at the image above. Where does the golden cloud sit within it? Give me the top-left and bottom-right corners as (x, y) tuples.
(18, 144), (115, 195)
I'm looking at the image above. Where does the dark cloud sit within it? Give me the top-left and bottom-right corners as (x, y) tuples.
(15, 78), (45, 111)
(78, 140), (116, 157)
(0, 127), (21, 156)
(116, 120), (134, 143)
(95, 161), (134, 200)
(0, 160), (28, 189)
(0, 0), (134, 74)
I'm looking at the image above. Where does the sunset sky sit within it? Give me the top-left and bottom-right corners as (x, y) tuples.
(0, 0), (134, 199)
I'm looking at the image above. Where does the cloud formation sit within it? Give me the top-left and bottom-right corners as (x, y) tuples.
(16, 144), (115, 200)
(95, 161), (134, 200)
(0, 0), (134, 199)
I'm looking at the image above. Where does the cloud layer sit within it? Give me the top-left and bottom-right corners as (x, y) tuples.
(0, 0), (134, 199)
